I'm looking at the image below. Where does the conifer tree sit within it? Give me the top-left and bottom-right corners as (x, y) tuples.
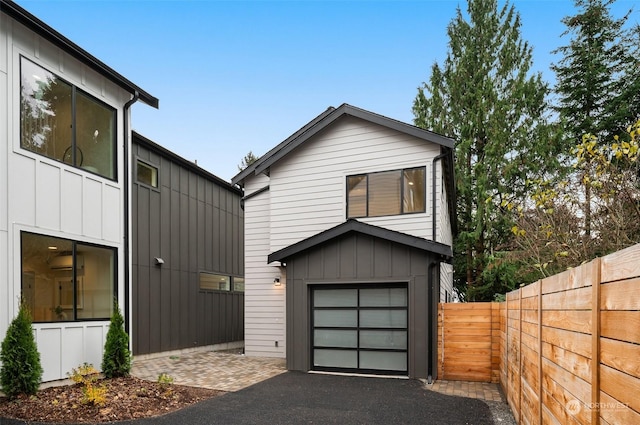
(1, 300), (43, 398)
(413, 0), (559, 300)
(101, 300), (131, 378)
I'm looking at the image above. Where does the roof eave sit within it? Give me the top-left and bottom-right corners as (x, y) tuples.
(1, 0), (158, 108)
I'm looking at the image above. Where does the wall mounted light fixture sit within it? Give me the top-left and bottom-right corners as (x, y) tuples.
(154, 257), (165, 266)
(274, 277), (281, 286)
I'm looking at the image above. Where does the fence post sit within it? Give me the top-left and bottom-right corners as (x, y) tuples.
(505, 292), (509, 403)
(538, 280), (543, 425)
(591, 259), (602, 424)
(519, 287), (523, 425)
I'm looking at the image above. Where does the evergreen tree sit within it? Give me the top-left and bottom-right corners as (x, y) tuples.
(101, 300), (131, 378)
(237, 151), (259, 171)
(1, 300), (43, 398)
(413, 0), (559, 301)
(552, 0), (637, 236)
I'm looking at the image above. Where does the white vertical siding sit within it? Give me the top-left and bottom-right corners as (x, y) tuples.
(1, 16), (131, 381)
(243, 175), (286, 357)
(437, 161), (454, 302)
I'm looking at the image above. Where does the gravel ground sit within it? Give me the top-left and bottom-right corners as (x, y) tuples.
(485, 400), (517, 425)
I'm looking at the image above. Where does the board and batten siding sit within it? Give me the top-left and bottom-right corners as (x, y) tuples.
(131, 140), (244, 356)
(243, 115), (450, 358)
(243, 174), (286, 357)
(1, 15), (131, 381)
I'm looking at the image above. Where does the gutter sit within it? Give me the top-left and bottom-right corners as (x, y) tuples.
(123, 91), (139, 335)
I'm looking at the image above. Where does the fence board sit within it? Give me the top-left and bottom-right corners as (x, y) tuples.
(600, 391), (640, 425)
(600, 364), (640, 414)
(600, 311), (640, 344)
(601, 243), (640, 283)
(542, 310), (591, 334)
(599, 337), (640, 377)
(600, 277), (640, 310)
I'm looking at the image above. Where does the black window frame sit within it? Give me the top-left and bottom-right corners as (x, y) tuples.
(20, 231), (118, 323)
(346, 166), (426, 219)
(198, 272), (245, 293)
(19, 56), (118, 181)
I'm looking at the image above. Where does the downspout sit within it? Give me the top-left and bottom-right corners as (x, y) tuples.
(428, 149), (450, 383)
(123, 91), (139, 334)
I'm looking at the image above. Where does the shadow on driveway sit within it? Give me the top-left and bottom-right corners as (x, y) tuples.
(125, 371), (496, 425)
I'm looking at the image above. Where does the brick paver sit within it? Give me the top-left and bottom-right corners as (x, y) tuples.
(428, 379), (504, 402)
(132, 350), (286, 392)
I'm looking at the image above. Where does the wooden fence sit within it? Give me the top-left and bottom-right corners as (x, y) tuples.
(438, 242), (640, 424)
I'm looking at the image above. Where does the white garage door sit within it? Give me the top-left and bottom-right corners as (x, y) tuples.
(311, 285), (408, 375)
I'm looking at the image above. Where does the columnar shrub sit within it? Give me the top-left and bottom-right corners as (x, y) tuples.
(101, 300), (131, 378)
(0, 300), (43, 398)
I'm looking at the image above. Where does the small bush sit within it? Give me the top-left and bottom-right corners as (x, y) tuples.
(157, 373), (174, 385)
(67, 363), (107, 406)
(101, 300), (131, 378)
(0, 299), (43, 398)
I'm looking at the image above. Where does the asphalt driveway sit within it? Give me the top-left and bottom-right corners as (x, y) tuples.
(1, 372), (500, 425)
(125, 371), (496, 425)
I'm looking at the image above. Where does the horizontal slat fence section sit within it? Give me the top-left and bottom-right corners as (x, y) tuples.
(437, 242), (640, 425)
(437, 303), (499, 382)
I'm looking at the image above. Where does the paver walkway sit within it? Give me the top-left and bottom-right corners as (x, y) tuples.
(133, 349), (505, 404)
(132, 350), (286, 392)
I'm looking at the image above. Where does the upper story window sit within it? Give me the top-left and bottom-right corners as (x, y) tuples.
(347, 167), (426, 218)
(20, 57), (117, 180)
(136, 160), (158, 187)
(21, 232), (116, 322)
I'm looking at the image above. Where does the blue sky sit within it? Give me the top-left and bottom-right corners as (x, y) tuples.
(15, 0), (638, 181)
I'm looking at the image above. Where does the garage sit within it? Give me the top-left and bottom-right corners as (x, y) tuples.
(268, 220), (452, 380)
(312, 285), (408, 375)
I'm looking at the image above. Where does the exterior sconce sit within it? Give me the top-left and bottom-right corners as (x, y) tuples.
(274, 277), (281, 286)
(154, 257), (164, 266)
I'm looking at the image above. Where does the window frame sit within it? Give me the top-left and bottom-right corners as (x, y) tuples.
(20, 231), (118, 323)
(136, 159), (159, 189)
(199, 272), (245, 293)
(19, 56), (118, 181)
(346, 166), (427, 219)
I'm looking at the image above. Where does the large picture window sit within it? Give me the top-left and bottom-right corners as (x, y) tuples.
(21, 232), (116, 322)
(347, 167), (426, 218)
(20, 57), (117, 180)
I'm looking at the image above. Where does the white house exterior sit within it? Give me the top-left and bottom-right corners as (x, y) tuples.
(232, 104), (455, 379)
(1, 1), (157, 381)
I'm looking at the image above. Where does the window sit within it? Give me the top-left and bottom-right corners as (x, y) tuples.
(347, 167), (425, 218)
(136, 160), (158, 187)
(199, 273), (230, 291)
(21, 232), (116, 322)
(199, 273), (245, 292)
(20, 57), (117, 180)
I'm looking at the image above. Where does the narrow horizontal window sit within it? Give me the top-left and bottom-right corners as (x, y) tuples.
(346, 167), (426, 218)
(233, 277), (245, 292)
(137, 160), (158, 188)
(200, 272), (230, 291)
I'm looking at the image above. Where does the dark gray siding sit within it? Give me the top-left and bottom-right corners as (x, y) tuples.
(132, 139), (244, 355)
(285, 232), (439, 379)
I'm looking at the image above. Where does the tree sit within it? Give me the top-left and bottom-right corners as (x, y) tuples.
(1, 300), (43, 398)
(237, 151), (259, 171)
(101, 300), (131, 378)
(413, 0), (560, 301)
(509, 120), (640, 282)
(552, 0), (638, 236)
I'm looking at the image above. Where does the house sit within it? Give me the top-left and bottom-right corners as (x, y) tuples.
(131, 132), (244, 357)
(232, 104), (455, 380)
(0, 0), (159, 381)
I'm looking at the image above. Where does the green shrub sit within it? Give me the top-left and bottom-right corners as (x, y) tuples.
(68, 363), (107, 405)
(0, 300), (43, 398)
(101, 300), (131, 378)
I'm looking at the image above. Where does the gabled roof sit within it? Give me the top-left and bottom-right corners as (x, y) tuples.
(132, 132), (242, 196)
(232, 103), (455, 185)
(268, 219), (453, 264)
(1, 0), (158, 108)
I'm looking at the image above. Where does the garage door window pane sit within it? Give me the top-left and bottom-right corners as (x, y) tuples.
(360, 351), (407, 371)
(360, 288), (407, 307)
(360, 310), (407, 328)
(360, 330), (407, 350)
(314, 289), (357, 307)
(314, 349), (358, 368)
(314, 310), (357, 327)
(314, 330), (358, 348)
